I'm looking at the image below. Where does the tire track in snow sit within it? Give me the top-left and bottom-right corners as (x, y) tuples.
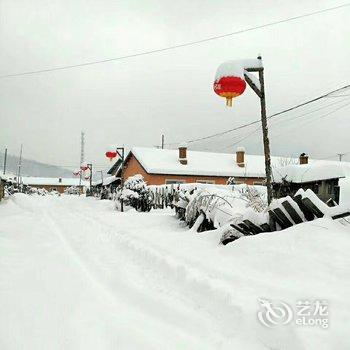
(41, 203), (226, 349)
(58, 203), (265, 346)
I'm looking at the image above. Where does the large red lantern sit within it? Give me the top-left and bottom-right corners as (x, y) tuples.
(214, 76), (246, 107)
(214, 61), (247, 107)
(105, 150), (117, 161)
(80, 162), (88, 171)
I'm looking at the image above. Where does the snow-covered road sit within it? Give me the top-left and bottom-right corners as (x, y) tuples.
(1, 194), (349, 349)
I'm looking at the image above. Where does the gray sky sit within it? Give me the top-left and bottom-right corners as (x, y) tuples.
(1, 0), (350, 172)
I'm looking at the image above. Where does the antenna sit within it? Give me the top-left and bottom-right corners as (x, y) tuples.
(80, 131), (85, 165)
(79, 131), (85, 189)
(17, 144), (23, 185)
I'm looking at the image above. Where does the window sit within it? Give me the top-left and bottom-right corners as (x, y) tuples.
(196, 179), (215, 184)
(165, 179), (186, 185)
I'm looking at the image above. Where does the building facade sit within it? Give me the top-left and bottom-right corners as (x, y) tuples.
(109, 146), (274, 186)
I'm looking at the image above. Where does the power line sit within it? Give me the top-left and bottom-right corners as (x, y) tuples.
(166, 83), (350, 146)
(227, 99), (350, 150)
(0, 3), (349, 79)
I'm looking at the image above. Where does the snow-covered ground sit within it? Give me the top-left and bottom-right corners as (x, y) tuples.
(0, 194), (349, 349)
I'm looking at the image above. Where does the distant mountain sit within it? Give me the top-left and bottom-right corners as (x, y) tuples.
(0, 153), (74, 178)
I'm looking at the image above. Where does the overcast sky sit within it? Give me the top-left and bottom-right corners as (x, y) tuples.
(1, 0), (350, 172)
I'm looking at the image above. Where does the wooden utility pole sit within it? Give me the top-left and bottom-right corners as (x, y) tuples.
(3, 148), (7, 175)
(116, 147), (125, 212)
(337, 153), (344, 162)
(87, 163), (93, 189)
(17, 144), (23, 186)
(244, 56), (273, 204)
(161, 134), (165, 149)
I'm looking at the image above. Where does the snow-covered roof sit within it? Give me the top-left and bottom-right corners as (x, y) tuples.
(272, 163), (346, 183)
(93, 176), (120, 186)
(125, 147), (350, 180)
(129, 147), (280, 178)
(20, 177), (88, 186)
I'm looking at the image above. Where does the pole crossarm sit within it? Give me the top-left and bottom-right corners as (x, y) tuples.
(244, 73), (262, 98)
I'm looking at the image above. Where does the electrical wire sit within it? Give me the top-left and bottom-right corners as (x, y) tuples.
(166, 84), (350, 146)
(0, 3), (349, 79)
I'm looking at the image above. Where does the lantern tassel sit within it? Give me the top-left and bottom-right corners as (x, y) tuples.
(226, 97), (233, 107)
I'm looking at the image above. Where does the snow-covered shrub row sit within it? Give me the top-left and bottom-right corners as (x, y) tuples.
(4, 184), (61, 197)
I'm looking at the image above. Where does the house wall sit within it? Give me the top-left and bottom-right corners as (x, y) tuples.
(122, 154), (264, 186)
(272, 178), (340, 204)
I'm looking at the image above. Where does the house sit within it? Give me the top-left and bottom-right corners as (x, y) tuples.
(108, 145), (287, 186)
(272, 155), (345, 204)
(20, 177), (87, 194)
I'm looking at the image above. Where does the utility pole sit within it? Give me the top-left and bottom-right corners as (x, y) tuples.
(244, 56), (273, 204)
(87, 163), (92, 190)
(3, 148), (7, 175)
(97, 170), (104, 184)
(337, 153), (345, 162)
(161, 134), (165, 149)
(115, 147), (125, 212)
(17, 144), (23, 186)
(79, 131), (85, 191)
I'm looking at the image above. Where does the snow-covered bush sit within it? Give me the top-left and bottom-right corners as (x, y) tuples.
(237, 185), (267, 212)
(117, 174), (152, 212)
(64, 186), (80, 195)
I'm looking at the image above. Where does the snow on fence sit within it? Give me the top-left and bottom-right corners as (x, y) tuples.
(148, 183), (350, 245)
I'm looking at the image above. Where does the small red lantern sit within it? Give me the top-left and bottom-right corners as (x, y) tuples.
(214, 76), (246, 107)
(80, 162), (88, 171)
(73, 169), (81, 176)
(105, 150), (117, 161)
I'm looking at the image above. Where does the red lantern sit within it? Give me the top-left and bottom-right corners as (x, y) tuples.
(214, 76), (246, 107)
(105, 150), (117, 161)
(73, 169), (81, 176)
(80, 162), (88, 171)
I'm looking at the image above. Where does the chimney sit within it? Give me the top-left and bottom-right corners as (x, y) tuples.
(236, 147), (245, 167)
(178, 143), (188, 165)
(299, 153), (309, 165)
(58, 177), (62, 183)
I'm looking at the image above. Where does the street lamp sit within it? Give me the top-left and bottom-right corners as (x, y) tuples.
(106, 147), (125, 212)
(214, 56), (273, 204)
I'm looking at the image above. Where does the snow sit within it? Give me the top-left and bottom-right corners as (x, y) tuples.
(18, 176), (88, 186)
(214, 58), (263, 80)
(273, 163), (345, 183)
(131, 147), (283, 177)
(131, 147), (350, 180)
(93, 175), (119, 186)
(1, 194), (350, 349)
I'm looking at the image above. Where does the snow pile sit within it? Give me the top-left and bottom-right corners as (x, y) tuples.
(173, 185), (267, 237)
(0, 194), (349, 349)
(214, 58), (263, 80)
